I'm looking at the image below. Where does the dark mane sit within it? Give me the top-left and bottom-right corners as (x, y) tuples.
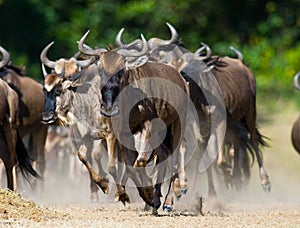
(106, 44), (114, 51)
(204, 56), (229, 69)
(7, 62), (27, 76)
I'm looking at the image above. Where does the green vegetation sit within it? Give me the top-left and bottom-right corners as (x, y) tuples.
(0, 0), (299, 107)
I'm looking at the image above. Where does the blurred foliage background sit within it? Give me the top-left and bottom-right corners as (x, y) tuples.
(0, 0), (299, 107)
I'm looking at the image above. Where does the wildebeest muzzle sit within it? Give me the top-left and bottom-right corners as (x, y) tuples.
(42, 87), (58, 124)
(100, 73), (121, 117)
(100, 87), (120, 117)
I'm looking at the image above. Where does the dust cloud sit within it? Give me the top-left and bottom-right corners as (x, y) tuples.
(2, 109), (300, 213)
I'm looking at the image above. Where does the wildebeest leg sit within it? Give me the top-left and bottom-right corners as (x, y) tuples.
(0, 143), (14, 191)
(30, 124), (48, 190)
(1, 122), (17, 191)
(84, 136), (102, 202)
(253, 138), (271, 192)
(77, 144), (109, 195)
(207, 166), (217, 198)
(125, 128), (153, 203)
(172, 119), (186, 197)
(240, 147), (250, 183)
(216, 144), (226, 168)
(134, 121), (152, 168)
(106, 134), (130, 205)
(232, 143), (242, 191)
(245, 108), (271, 192)
(178, 139), (187, 194)
(92, 140), (108, 178)
(162, 175), (175, 212)
(152, 143), (169, 214)
(216, 144), (232, 189)
(122, 146), (154, 207)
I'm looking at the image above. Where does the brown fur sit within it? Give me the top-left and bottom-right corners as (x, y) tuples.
(55, 58), (79, 78)
(0, 79), (19, 125)
(291, 114), (300, 155)
(98, 50), (190, 209)
(1, 68), (48, 184)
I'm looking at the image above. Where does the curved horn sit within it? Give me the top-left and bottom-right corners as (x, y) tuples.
(76, 40), (94, 52)
(76, 58), (94, 68)
(0, 45), (10, 68)
(117, 34), (149, 57)
(41, 64), (48, 78)
(294, 72), (300, 91)
(115, 28), (125, 47)
(166, 22), (178, 44)
(40, 41), (56, 69)
(230, 46), (243, 61)
(195, 42), (212, 61)
(148, 22), (179, 48)
(78, 30), (107, 56)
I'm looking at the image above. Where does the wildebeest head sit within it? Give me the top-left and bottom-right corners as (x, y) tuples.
(78, 30), (149, 117)
(40, 41), (93, 124)
(0, 45), (27, 82)
(41, 64), (63, 124)
(115, 23), (180, 64)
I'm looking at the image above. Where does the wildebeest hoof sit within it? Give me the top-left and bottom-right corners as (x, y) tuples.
(133, 159), (146, 168)
(181, 188), (188, 195)
(115, 192), (130, 206)
(152, 199), (161, 210)
(175, 193), (182, 200)
(262, 183), (271, 193)
(152, 208), (158, 215)
(163, 204), (173, 212)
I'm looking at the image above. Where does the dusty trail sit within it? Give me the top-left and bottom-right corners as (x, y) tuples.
(1, 105), (300, 227)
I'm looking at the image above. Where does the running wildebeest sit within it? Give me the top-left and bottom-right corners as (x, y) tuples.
(0, 77), (39, 191)
(75, 31), (198, 212)
(125, 23), (270, 193)
(40, 44), (105, 201)
(0, 45), (48, 185)
(40, 42), (160, 207)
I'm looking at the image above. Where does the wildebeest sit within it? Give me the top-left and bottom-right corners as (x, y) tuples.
(41, 41), (164, 207)
(291, 72), (300, 155)
(183, 49), (271, 192)
(133, 24), (271, 193)
(76, 31), (197, 212)
(40, 43), (105, 201)
(0, 45), (48, 186)
(41, 43), (159, 207)
(0, 77), (39, 191)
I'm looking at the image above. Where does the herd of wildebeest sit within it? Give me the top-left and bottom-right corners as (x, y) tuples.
(0, 23), (299, 214)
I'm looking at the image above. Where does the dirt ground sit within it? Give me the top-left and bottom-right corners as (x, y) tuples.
(1, 104), (300, 227)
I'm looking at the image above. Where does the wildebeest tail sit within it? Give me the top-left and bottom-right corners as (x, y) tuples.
(15, 130), (41, 181)
(235, 122), (255, 166)
(256, 128), (269, 148)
